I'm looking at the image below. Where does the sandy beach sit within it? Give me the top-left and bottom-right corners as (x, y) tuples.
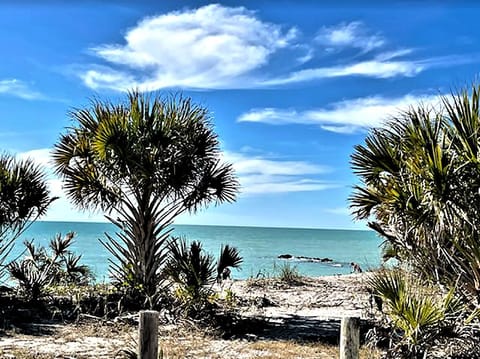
(0, 273), (377, 358)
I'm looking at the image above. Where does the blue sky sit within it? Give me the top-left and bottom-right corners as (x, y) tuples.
(1, 1), (479, 229)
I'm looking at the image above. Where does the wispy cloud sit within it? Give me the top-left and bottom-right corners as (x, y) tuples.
(0, 79), (44, 100)
(264, 51), (478, 85)
(16, 147), (336, 220)
(224, 151), (338, 194)
(315, 21), (384, 53)
(80, 66), (136, 91)
(324, 207), (351, 216)
(238, 94), (441, 133)
(262, 59), (423, 85)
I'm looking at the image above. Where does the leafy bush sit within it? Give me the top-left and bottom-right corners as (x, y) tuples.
(165, 239), (216, 304)
(350, 84), (480, 306)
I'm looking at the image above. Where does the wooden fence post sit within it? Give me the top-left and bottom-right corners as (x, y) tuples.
(340, 316), (360, 359)
(138, 310), (159, 359)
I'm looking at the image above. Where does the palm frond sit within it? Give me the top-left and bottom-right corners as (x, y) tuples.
(217, 244), (242, 278)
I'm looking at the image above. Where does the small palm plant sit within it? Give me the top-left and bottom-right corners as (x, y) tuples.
(164, 237), (242, 314)
(368, 269), (463, 357)
(8, 232), (92, 301)
(165, 239), (216, 302)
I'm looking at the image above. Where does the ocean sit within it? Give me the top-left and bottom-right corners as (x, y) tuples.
(10, 221), (382, 281)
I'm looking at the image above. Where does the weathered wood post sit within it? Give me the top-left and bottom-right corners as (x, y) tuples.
(340, 316), (360, 359)
(138, 310), (159, 359)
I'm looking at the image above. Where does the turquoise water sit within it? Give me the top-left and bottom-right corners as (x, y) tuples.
(10, 221), (382, 281)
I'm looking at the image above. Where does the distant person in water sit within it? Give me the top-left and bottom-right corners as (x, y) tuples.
(351, 262), (363, 273)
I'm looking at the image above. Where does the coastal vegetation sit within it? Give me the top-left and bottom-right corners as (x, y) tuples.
(165, 239), (242, 314)
(8, 232), (92, 301)
(0, 155), (56, 282)
(351, 84), (480, 357)
(274, 261), (303, 284)
(52, 91), (239, 309)
(0, 92), (250, 355)
(8, 85), (480, 357)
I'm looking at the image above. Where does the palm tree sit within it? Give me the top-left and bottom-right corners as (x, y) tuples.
(0, 155), (55, 283)
(350, 84), (480, 304)
(52, 91), (238, 307)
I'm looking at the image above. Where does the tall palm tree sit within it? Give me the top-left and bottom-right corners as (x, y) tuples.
(350, 84), (480, 304)
(0, 155), (55, 282)
(52, 91), (238, 307)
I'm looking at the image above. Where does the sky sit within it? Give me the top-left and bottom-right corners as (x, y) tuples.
(1, 1), (480, 229)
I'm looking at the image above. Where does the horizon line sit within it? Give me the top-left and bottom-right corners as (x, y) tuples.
(36, 219), (370, 232)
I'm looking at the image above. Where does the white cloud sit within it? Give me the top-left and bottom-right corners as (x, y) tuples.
(261, 50), (478, 85)
(16, 148), (105, 222)
(77, 6), (474, 90)
(315, 21), (384, 52)
(82, 4), (297, 91)
(15, 147), (335, 221)
(81, 67), (136, 91)
(17, 148), (53, 169)
(262, 59), (423, 85)
(324, 207), (351, 216)
(375, 48), (414, 61)
(0, 79), (44, 100)
(78, 6), (448, 91)
(238, 94), (441, 133)
(224, 151), (337, 194)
